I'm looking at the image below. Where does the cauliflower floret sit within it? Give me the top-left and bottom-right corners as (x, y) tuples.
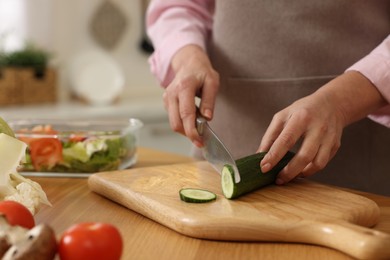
(5, 173), (51, 215)
(4, 184), (37, 215)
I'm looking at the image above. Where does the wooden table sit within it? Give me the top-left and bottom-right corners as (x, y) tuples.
(33, 147), (390, 260)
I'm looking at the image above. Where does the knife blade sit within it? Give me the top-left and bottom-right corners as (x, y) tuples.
(196, 115), (241, 183)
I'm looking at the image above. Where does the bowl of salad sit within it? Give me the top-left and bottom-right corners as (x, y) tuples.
(8, 118), (143, 175)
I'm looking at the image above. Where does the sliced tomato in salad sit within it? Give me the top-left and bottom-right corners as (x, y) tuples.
(29, 138), (63, 171)
(32, 125), (58, 134)
(18, 124), (59, 145)
(69, 134), (87, 143)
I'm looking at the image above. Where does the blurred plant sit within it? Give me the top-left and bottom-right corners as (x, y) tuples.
(0, 52), (5, 68)
(3, 43), (51, 77)
(0, 53), (5, 78)
(0, 33), (6, 72)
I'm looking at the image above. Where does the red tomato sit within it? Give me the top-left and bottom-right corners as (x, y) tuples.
(69, 134), (86, 143)
(0, 200), (35, 229)
(29, 138), (63, 171)
(17, 124), (58, 145)
(59, 222), (123, 260)
(32, 124), (58, 135)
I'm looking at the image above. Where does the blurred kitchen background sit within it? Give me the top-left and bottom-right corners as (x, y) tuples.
(0, 0), (192, 156)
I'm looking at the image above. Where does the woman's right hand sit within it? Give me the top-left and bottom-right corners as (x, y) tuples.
(163, 44), (220, 147)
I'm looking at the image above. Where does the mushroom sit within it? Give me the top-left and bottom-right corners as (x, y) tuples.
(2, 224), (57, 260)
(0, 236), (11, 258)
(0, 215), (57, 260)
(0, 215), (26, 258)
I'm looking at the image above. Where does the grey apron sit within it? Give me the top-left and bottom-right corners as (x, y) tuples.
(204, 0), (390, 195)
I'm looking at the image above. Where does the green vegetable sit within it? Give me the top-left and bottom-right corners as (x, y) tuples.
(59, 137), (124, 172)
(3, 44), (50, 77)
(222, 151), (295, 199)
(179, 188), (217, 203)
(0, 117), (15, 137)
(21, 132), (136, 173)
(63, 142), (90, 163)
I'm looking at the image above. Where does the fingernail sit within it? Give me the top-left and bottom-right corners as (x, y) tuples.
(203, 109), (212, 119)
(275, 178), (284, 185)
(193, 140), (203, 148)
(261, 163), (271, 173)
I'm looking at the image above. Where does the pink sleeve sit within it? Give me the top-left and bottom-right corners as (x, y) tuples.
(146, 0), (214, 87)
(346, 35), (390, 128)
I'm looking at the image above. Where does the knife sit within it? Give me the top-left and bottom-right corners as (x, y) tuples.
(196, 115), (241, 183)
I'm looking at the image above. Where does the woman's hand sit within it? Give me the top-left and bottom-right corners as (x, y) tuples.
(163, 44), (220, 147)
(258, 71), (387, 185)
(258, 89), (344, 185)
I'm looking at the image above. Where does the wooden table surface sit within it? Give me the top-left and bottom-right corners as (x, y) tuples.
(32, 147), (390, 260)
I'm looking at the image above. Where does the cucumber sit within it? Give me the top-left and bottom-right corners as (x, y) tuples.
(222, 151), (295, 199)
(179, 188), (217, 203)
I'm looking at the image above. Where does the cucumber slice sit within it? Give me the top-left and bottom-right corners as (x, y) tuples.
(179, 188), (217, 203)
(221, 165), (235, 199)
(222, 151), (295, 199)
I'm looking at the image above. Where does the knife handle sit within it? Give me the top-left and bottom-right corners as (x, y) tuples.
(195, 114), (207, 136)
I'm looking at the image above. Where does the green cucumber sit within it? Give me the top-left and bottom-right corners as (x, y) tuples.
(179, 188), (217, 203)
(222, 151), (295, 199)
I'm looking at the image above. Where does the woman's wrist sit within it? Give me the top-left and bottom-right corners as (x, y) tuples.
(317, 71), (387, 126)
(171, 44), (210, 73)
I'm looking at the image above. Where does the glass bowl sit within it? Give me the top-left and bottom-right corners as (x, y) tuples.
(8, 118), (143, 175)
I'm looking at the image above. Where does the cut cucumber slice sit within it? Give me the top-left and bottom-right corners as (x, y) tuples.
(222, 165), (235, 199)
(179, 188), (217, 203)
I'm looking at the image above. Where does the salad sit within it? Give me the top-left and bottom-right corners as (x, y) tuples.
(15, 124), (138, 173)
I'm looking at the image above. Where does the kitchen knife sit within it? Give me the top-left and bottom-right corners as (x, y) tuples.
(196, 115), (241, 183)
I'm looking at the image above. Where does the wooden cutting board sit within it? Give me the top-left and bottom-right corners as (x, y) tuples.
(88, 161), (390, 259)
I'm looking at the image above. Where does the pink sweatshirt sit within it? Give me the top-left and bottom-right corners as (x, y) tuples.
(147, 0), (390, 127)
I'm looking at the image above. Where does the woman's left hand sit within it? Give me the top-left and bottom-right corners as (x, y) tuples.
(258, 71), (387, 185)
